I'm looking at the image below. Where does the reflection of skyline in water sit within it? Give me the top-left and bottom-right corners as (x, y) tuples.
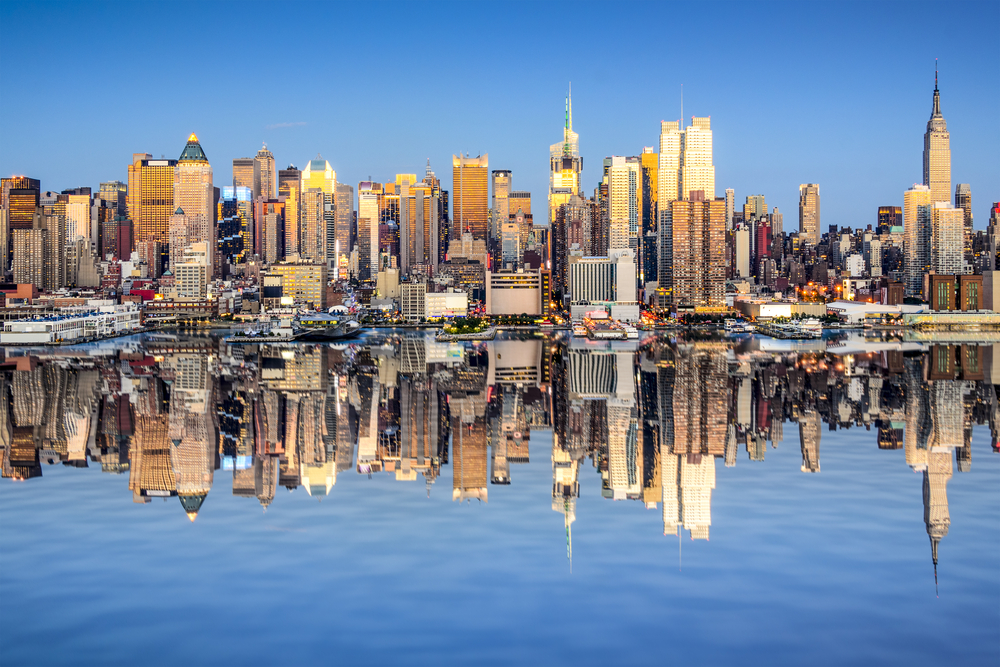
(2, 334), (998, 580)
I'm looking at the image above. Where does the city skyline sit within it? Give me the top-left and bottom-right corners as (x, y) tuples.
(1, 2), (997, 229)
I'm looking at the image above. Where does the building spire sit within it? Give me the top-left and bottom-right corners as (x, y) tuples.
(931, 535), (940, 597)
(565, 502), (573, 573)
(562, 85), (572, 157)
(931, 60), (942, 118)
(568, 82), (572, 132)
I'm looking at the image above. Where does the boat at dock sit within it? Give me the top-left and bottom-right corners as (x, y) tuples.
(225, 314), (364, 344)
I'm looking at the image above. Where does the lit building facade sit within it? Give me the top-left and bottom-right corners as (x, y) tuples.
(548, 88), (583, 227)
(923, 69), (951, 204)
(607, 156), (640, 252)
(334, 183), (354, 279)
(452, 154), (489, 241)
(931, 202), (964, 277)
(662, 194), (726, 309)
(798, 183), (820, 246)
(232, 158), (254, 189)
(357, 181), (382, 281)
(278, 165), (301, 256)
(128, 153), (176, 246)
(681, 117), (715, 200)
(491, 170), (511, 240)
(954, 184), (972, 266)
(254, 144), (276, 200)
(904, 184), (933, 297)
(173, 134), (215, 272)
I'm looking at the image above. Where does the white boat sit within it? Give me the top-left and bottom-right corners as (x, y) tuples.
(725, 318), (754, 333)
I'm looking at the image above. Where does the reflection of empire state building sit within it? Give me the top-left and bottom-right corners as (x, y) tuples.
(903, 352), (969, 589)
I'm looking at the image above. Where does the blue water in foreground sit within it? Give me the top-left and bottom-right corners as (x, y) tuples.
(1, 335), (998, 666)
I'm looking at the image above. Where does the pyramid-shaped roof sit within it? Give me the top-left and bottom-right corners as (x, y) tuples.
(178, 134), (208, 162)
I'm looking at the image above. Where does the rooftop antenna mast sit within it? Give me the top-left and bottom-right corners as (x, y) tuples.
(563, 83), (572, 156)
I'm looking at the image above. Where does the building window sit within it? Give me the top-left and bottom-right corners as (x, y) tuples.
(937, 348), (950, 375)
(937, 282), (950, 310)
(966, 283), (979, 311)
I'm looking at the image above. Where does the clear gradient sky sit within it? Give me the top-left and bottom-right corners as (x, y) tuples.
(1, 1), (997, 229)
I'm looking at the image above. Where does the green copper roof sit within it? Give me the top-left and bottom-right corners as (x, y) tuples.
(179, 493), (206, 513)
(178, 134), (208, 163)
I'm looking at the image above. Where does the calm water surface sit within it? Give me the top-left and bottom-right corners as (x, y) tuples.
(1, 332), (998, 666)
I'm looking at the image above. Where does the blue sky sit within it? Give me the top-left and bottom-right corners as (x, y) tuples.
(1, 1), (997, 228)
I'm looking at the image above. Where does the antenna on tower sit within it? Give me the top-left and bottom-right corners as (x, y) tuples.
(568, 81), (572, 131)
(935, 58), (938, 91)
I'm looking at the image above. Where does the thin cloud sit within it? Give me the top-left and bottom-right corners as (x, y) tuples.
(266, 121), (307, 129)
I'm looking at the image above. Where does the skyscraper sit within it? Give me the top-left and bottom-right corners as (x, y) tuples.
(607, 156), (640, 252)
(357, 181), (382, 280)
(877, 205), (902, 234)
(300, 189), (327, 265)
(904, 184), (933, 297)
(798, 184), (820, 246)
(398, 175), (437, 273)
(681, 117), (715, 200)
(491, 170), (511, 230)
(278, 165), (301, 255)
(64, 193), (90, 242)
(2, 182), (40, 269)
(923, 64), (951, 204)
(300, 157), (336, 271)
(12, 210), (65, 291)
(232, 158), (254, 189)
(128, 153), (176, 246)
(452, 154), (489, 241)
(724, 188), (735, 230)
(98, 181), (127, 217)
(548, 86), (583, 226)
(173, 134), (215, 272)
(254, 144), (276, 200)
(640, 148), (660, 288)
(662, 193), (726, 309)
(930, 202), (964, 277)
(744, 194), (767, 223)
(491, 170), (511, 268)
(954, 184), (972, 266)
(334, 183), (354, 279)
(656, 116), (716, 294)
(1, 176), (40, 214)
(2, 177), (42, 267)
(657, 120), (682, 210)
(300, 156), (336, 195)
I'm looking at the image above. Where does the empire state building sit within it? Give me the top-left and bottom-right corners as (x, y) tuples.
(923, 65), (951, 204)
